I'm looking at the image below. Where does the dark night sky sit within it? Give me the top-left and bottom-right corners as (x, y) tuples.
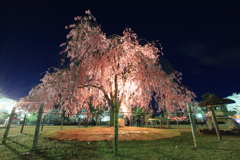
(0, 0), (240, 101)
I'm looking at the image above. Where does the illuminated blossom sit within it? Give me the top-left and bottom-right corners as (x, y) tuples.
(19, 10), (196, 117)
(85, 10), (91, 14)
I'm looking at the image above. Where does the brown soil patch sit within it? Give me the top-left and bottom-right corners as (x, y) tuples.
(42, 127), (180, 141)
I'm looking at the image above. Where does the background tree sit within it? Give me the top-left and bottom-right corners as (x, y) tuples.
(88, 104), (107, 126)
(225, 92), (240, 114)
(27, 111), (38, 124)
(197, 92), (212, 113)
(44, 108), (61, 124)
(18, 10), (196, 154)
(200, 92), (211, 102)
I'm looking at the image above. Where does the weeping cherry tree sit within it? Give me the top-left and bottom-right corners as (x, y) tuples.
(18, 10), (196, 154)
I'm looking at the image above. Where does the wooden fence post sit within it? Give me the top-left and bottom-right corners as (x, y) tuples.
(160, 119), (163, 128)
(187, 103), (197, 148)
(20, 114), (27, 133)
(31, 103), (44, 150)
(78, 117), (81, 128)
(2, 107), (16, 144)
(130, 115), (132, 126)
(41, 116), (45, 132)
(61, 110), (66, 130)
(167, 120), (171, 128)
(209, 106), (222, 140)
(176, 119), (180, 130)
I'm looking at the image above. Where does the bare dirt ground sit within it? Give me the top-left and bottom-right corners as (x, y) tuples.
(42, 126), (181, 141)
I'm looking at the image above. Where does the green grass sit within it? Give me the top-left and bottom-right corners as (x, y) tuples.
(0, 125), (240, 160)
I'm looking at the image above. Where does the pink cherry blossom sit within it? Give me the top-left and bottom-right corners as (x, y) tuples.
(18, 11), (196, 116)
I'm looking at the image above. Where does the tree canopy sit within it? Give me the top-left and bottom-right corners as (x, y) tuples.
(18, 10), (196, 114)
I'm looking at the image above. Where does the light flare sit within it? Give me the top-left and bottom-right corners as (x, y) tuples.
(0, 98), (16, 113)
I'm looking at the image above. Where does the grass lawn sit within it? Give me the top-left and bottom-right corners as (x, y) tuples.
(0, 124), (239, 160)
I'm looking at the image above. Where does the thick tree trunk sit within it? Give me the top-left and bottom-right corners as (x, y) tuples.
(145, 117), (148, 128)
(145, 113), (151, 128)
(114, 102), (119, 154)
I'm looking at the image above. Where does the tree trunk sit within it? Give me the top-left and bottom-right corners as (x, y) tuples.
(129, 116), (132, 126)
(145, 113), (151, 128)
(96, 116), (98, 126)
(114, 102), (119, 154)
(168, 121), (171, 128)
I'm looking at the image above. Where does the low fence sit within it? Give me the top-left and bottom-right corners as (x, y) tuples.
(18, 111), (206, 127)
(1, 106), (204, 151)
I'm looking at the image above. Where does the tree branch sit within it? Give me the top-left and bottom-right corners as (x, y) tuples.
(114, 75), (118, 104)
(77, 84), (112, 104)
(119, 93), (125, 111)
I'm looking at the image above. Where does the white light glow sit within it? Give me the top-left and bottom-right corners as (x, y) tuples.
(120, 103), (132, 118)
(196, 113), (202, 118)
(0, 98), (16, 113)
